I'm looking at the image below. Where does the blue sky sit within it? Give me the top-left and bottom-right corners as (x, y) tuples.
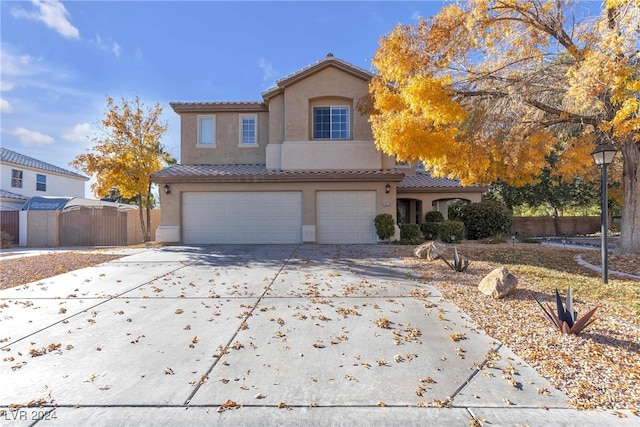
(1, 0), (447, 193)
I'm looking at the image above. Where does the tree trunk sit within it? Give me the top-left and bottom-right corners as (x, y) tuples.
(617, 141), (640, 254)
(552, 208), (561, 236)
(137, 194), (149, 243)
(145, 191), (152, 243)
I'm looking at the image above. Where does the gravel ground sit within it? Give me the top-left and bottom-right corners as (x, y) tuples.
(395, 245), (639, 413)
(0, 247), (638, 414)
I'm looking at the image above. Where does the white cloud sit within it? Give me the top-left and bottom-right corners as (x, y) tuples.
(1, 81), (14, 91)
(62, 123), (92, 142)
(89, 34), (121, 58)
(0, 49), (42, 77)
(0, 82), (14, 113)
(259, 58), (278, 84)
(0, 98), (14, 113)
(12, 127), (55, 147)
(12, 0), (79, 39)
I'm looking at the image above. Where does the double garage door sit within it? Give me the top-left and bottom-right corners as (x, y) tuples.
(182, 191), (376, 244)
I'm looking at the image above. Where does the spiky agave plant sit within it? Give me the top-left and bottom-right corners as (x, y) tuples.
(440, 247), (470, 272)
(529, 286), (598, 335)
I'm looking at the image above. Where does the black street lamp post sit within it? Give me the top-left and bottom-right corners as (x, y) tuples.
(591, 143), (617, 284)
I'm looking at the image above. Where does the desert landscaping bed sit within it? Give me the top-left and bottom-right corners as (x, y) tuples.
(395, 243), (639, 413)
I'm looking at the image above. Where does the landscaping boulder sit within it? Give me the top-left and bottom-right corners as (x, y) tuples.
(478, 267), (518, 299)
(413, 241), (446, 261)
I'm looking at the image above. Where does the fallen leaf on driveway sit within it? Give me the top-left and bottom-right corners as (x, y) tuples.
(217, 399), (240, 413)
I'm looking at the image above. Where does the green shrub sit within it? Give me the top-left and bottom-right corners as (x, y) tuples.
(420, 222), (441, 241)
(399, 223), (421, 241)
(1, 231), (13, 249)
(448, 200), (467, 221)
(424, 211), (444, 223)
(374, 214), (395, 242)
(439, 220), (465, 243)
(461, 200), (513, 240)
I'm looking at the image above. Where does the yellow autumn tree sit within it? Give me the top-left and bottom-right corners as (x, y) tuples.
(369, 0), (640, 253)
(71, 96), (175, 242)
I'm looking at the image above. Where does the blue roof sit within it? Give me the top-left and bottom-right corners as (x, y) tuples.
(0, 147), (88, 180)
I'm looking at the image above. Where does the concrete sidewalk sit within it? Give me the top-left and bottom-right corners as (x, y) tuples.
(0, 245), (636, 426)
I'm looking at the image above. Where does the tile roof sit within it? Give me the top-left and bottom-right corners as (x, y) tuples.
(262, 54), (373, 100)
(0, 189), (28, 201)
(151, 164), (405, 183)
(0, 148), (88, 180)
(398, 171), (487, 192)
(170, 101), (267, 113)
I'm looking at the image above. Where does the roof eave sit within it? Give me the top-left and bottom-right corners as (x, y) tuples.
(397, 185), (489, 194)
(151, 171), (405, 184)
(170, 102), (268, 114)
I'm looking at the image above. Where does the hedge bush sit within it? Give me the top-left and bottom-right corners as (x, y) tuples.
(438, 220), (465, 243)
(420, 222), (441, 241)
(448, 200), (467, 222)
(399, 223), (421, 241)
(374, 213), (395, 241)
(424, 211), (444, 223)
(461, 200), (513, 240)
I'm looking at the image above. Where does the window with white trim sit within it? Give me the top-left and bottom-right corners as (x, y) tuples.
(11, 169), (23, 188)
(313, 106), (350, 139)
(36, 174), (46, 192)
(239, 114), (257, 146)
(198, 115), (216, 146)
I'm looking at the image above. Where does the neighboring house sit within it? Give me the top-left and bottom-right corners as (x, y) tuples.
(0, 147), (89, 210)
(151, 54), (486, 244)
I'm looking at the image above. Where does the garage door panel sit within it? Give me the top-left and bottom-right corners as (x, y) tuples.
(182, 192), (302, 244)
(316, 191), (377, 244)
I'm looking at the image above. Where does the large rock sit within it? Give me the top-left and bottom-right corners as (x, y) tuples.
(478, 267), (518, 299)
(413, 241), (446, 261)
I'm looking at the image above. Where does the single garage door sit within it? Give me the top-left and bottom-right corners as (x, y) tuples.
(316, 191), (377, 244)
(182, 192), (302, 244)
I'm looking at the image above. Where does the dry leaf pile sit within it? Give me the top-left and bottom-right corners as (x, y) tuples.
(0, 253), (123, 290)
(396, 244), (640, 411)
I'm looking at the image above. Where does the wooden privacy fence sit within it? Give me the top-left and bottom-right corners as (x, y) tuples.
(59, 206), (128, 246)
(511, 216), (601, 237)
(0, 211), (19, 243)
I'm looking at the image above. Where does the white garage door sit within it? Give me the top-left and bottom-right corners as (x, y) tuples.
(182, 192), (302, 244)
(316, 191), (377, 244)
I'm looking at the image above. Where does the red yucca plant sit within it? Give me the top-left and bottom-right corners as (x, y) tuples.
(529, 286), (598, 335)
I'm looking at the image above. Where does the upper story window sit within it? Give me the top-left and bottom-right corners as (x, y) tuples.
(239, 114), (257, 146)
(11, 169), (23, 188)
(198, 115), (216, 146)
(36, 174), (46, 192)
(313, 106), (350, 140)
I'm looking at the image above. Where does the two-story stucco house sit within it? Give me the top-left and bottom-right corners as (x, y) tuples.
(0, 147), (89, 211)
(151, 54), (485, 245)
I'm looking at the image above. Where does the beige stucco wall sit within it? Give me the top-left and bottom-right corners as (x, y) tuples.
(156, 181), (396, 243)
(282, 67), (372, 142)
(22, 210), (59, 247)
(179, 111), (269, 165)
(127, 209), (160, 245)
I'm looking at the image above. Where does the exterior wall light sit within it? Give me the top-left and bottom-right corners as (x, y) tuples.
(163, 184), (171, 195)
(591, 142), (617, 283)
(385, 183), (391, 194)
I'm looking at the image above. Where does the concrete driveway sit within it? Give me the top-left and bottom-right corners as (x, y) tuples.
(0, 245), (634, 426)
